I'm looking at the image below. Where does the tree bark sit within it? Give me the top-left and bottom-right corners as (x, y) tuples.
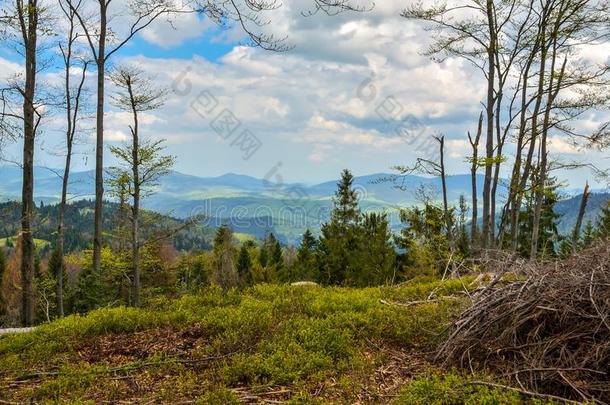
(128, 79), (141, 307)
(481, 0), (496, 249)
(511, 26), (548, 253)
(530, 36), (566, 259)
(468, 113), (483, 246)
(437, 136), (451, 242)
(19, 0), (39, 327)
(93, 1), (107, 274)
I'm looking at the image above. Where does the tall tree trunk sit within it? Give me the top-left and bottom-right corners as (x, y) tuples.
(481, 0), (496, 249)
(19, 0), (38, 327)
(93, 3), (107, 274)
(530, 45), (566, 259)
(56, 16), (73, 319)
(128, 79), (141, 307)
(437, 136), (451, 242)
(500, 48), (535, 249)
(511, 43), (548, 252)
(571, 182), (590, 253)
(468, 113), (483, 246)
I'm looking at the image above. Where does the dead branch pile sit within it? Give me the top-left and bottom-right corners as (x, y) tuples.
(438, 242), (610, 404)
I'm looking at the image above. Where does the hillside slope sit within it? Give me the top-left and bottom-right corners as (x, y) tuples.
(0, 200), (212, 253)
(0, 281), (539, 404)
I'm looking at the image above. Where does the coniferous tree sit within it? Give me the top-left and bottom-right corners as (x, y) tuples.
(596, 202), (610, 239)
(47, 247), (63, 317)
(512, 176), (561, 259)
(258, 243), (268, 268)
(398, 202), (451, 277)
(318, 169), (361, 285)
(352, 212), (395, 286)
(271, 239), (283, 270)
(212, 225), (238, 291)
(580, 220), (596, 249)
(236, 244), (252, 286)
(294, 229), (319, 282)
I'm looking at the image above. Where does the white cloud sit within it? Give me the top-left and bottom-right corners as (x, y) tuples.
(0, 57), (21, 81)
(548, 136), (583, 155)
(140, 12), (208, 48)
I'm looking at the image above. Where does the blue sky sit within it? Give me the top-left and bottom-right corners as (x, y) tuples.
(0, 0), (608, 189)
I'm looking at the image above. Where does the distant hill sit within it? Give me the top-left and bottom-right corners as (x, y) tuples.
(0, 200), (213, 254)
(554, 192), (610, 234)
(0, 166), (607, 244)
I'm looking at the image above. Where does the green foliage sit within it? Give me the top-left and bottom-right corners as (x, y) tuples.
(236, 244), (253, 286)
(395, 373), (540, 404)
(333, 169), (360, 225)
(256, 233), (283, 282)
(212, 225), (238, 290)
(397, 202), (452, 277)
(178, 252), (211, 288)
(0, 200), (212, 253)
(317, 169), (397, 286)
(580, 220), (596, 249)
(350, 212), (396, 286)
(595, 202), (610, 239)
(291, 229), (319, 282)
(0, 280), (469, 402)
(515, 180), (562, 259)
(108, 139), (175, 200)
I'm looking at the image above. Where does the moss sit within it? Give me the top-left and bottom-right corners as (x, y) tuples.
(395, 373), (553, 405)
(0, 280), (474, 402)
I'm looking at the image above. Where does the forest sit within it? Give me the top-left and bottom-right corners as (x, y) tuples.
(1, 0), (609, 403)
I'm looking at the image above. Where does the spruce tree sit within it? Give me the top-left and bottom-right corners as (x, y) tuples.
(258, 243), (268, 268)
(236, 245), (252, 286)
(318, 169), (361, 285)
(580, 220), (596, 249)
(353, 213), (396, 286)
(596, 202), (610, 239)
(333, 169), (360, 225)
(295, 229), (319, 282)
(212, 225), (238, 291)
(271, 239), (283, 267)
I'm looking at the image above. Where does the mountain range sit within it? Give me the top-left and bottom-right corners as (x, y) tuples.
(0, 166), (607, 244)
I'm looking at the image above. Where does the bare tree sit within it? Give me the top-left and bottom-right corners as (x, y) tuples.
(468, 112), (483, 246)
(108, 66), (174, 306)
(404, 0), (609, 256)
(0, 0), (45, 326)
(402, 0), (521, 249)
(54, 0), (90, 318)
(393, 135), (452, 241)
(68, 0), (177, 274)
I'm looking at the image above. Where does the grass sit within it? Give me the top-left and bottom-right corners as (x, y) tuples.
(0, 235), (50, 249)
(0, 278), (552, 403)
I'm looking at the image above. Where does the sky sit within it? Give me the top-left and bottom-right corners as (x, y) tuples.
(0, 0), (609, 189)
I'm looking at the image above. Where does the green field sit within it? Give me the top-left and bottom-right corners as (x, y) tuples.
(0, 279), (544, 403)
(0, 236), (50, 249)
